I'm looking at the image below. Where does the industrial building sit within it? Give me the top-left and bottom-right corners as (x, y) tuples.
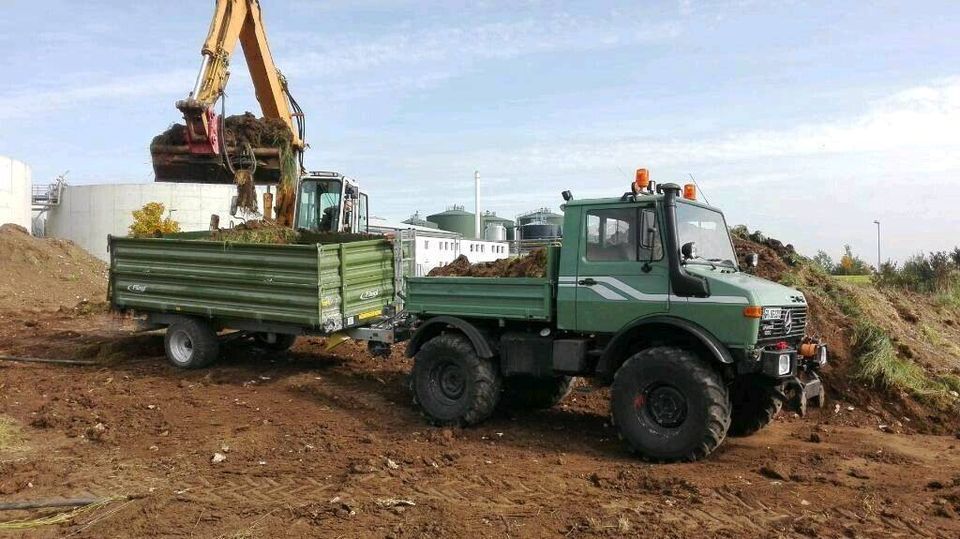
(371, 216), (509, 276)
(0, 156), (32, 230)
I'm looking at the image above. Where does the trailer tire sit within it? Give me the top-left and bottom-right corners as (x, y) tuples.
(611, 346), (730, 462)
(728, 375), (785, 437)
(501, 375), (577, 410)
(164, 318), (219, 369)
(253, 333), (297, 352)
(412, 334), (502, 426)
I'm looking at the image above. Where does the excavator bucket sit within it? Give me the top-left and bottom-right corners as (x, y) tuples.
(150, 143), (283, 184)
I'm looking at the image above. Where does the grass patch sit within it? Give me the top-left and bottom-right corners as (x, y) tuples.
(933, 285), (960, 310)
(0, 417), (21, 450)
(833, 274), (872, 285)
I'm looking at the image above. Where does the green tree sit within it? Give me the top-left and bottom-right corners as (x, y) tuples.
(812, 250), (834, 273)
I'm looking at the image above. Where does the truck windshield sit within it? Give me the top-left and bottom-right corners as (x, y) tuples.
(295, 179), (342, 231)
(675, 203), (737, 268)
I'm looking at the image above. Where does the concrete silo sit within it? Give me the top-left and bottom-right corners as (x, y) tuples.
(427, 205), (476, 238)
(0, 156), (32, 231)
(44, 182), (268, 261)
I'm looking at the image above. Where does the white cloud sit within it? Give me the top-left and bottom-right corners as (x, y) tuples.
(0, 70), (194, 121)
(283, 13), (681, 77)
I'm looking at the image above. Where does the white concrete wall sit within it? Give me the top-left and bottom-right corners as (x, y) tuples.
(45, 183), (267, 261)
(0, 156), (31, 230)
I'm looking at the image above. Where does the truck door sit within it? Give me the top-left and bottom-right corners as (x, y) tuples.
(573, 205), (669, 332)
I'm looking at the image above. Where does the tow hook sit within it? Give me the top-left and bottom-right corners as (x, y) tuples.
(785, 340), (828, 416)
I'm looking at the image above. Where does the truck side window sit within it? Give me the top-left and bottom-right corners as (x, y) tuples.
(639, 208), (663, 261)
(586, 208), (637, 262)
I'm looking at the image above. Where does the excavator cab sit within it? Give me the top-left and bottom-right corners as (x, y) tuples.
(293, 172), (369, 234)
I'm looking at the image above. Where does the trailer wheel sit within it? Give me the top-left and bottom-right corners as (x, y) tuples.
(611, 347), (730, 462)
(412, 334), (502, 426)
(253, 332), (297, 352)
(728, 374), (786, 437)
(164, 318), (219, 369)
(501, 375), (577, 410)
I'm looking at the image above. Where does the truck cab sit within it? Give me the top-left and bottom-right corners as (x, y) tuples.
(399, 174), (826, 462)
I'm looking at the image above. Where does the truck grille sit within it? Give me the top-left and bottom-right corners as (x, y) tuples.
(758, 306), (807, 341)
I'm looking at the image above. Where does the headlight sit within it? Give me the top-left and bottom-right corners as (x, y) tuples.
(778, 354), (791, 376)
(817, 345), (828, 366)
(762, 307), (783, 320)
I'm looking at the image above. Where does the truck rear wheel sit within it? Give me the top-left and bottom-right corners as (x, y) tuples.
(611, 347), (730, 462)
(164, 318), (219, 369)
(501, 375), (577, 410)
(412, 334), (502, 426)
(728, 375), (785, 437)
(253, 332), (297, 352)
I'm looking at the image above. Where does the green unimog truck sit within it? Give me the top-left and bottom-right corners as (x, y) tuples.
(109, 176), (826, 462)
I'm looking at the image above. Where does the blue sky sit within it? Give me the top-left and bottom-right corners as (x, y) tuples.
(2, 0), (959, 262)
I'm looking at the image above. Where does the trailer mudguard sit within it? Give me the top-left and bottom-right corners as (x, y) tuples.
(405, 316), (496, 359)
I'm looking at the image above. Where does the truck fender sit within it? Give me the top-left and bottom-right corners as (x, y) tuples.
(600, 315), (733, 375)
(405, 316), (496, 359)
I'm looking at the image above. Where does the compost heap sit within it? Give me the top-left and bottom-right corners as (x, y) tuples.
(152, 112), (297, 213)
(0, 224), (108, 312)
(211, 220), (379, 245)
(428, 249), (547, 277)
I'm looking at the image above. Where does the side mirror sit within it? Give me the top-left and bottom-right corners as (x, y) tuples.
(746, 252), (759, 268)
(681, 241), (698, 260)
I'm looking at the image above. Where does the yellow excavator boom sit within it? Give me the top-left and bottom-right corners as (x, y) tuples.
(151, 0), (305, 225)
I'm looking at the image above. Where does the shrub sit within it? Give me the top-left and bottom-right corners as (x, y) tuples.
(129, 202), (181, 238)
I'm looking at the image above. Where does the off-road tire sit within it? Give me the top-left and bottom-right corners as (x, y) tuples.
(500, 375), (577, 410)
(611, 346), (730, 462)
(412, 334), (502, 426)
(253, 333), (298, 352)
(728, 374), (786, 437)
(164, 318), (219, 369)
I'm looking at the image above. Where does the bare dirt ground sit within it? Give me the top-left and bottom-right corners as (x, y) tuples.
(2, 311), (960, 538)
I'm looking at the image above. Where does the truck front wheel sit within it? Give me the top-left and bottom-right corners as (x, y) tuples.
(501, 375), (577, 410)
(728, 375), (785, 437)
(611, 347), (731, 462)
(412, 334), (502, 426)
(164, 318), (219, 369)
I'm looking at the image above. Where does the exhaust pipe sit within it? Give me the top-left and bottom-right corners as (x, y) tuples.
(660, 183), (709, 298)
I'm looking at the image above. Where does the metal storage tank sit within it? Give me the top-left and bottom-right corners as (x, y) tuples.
(402, 211), (438, 229)
(427, 205), (476, 237)
(517, 208), (563, 229)
(44, 182), (268, 261)
(483, 223), (507, 242)
(519, 222), (561, 240)
(481, 210), (515, 241)
(0, 156), (32, 230)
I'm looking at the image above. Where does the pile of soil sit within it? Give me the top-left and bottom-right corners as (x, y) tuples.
(151, 112), (292, 149)
(733, 230), (960, 434)
(0, 224), (108, 312)
(428, 249), (547, 278)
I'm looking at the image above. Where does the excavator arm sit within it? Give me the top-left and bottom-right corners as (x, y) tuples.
(151, 0), (305, 225)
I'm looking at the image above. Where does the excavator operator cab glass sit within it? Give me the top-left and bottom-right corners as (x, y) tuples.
(295, 179), (343, 232)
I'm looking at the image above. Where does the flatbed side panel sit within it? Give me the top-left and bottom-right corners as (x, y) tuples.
(405, 277), (553, 321)
(111, 237), (322, 327)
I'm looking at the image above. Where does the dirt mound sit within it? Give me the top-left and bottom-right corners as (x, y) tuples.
(151, 112), (293, 148)
(210, 221), (379, 245)
(733, 230), (960, 434)
(0, 224), (108, 313)
(428, 249), (547, 278)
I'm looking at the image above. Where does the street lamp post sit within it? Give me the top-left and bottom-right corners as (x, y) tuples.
(873, 220), (881, 271)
